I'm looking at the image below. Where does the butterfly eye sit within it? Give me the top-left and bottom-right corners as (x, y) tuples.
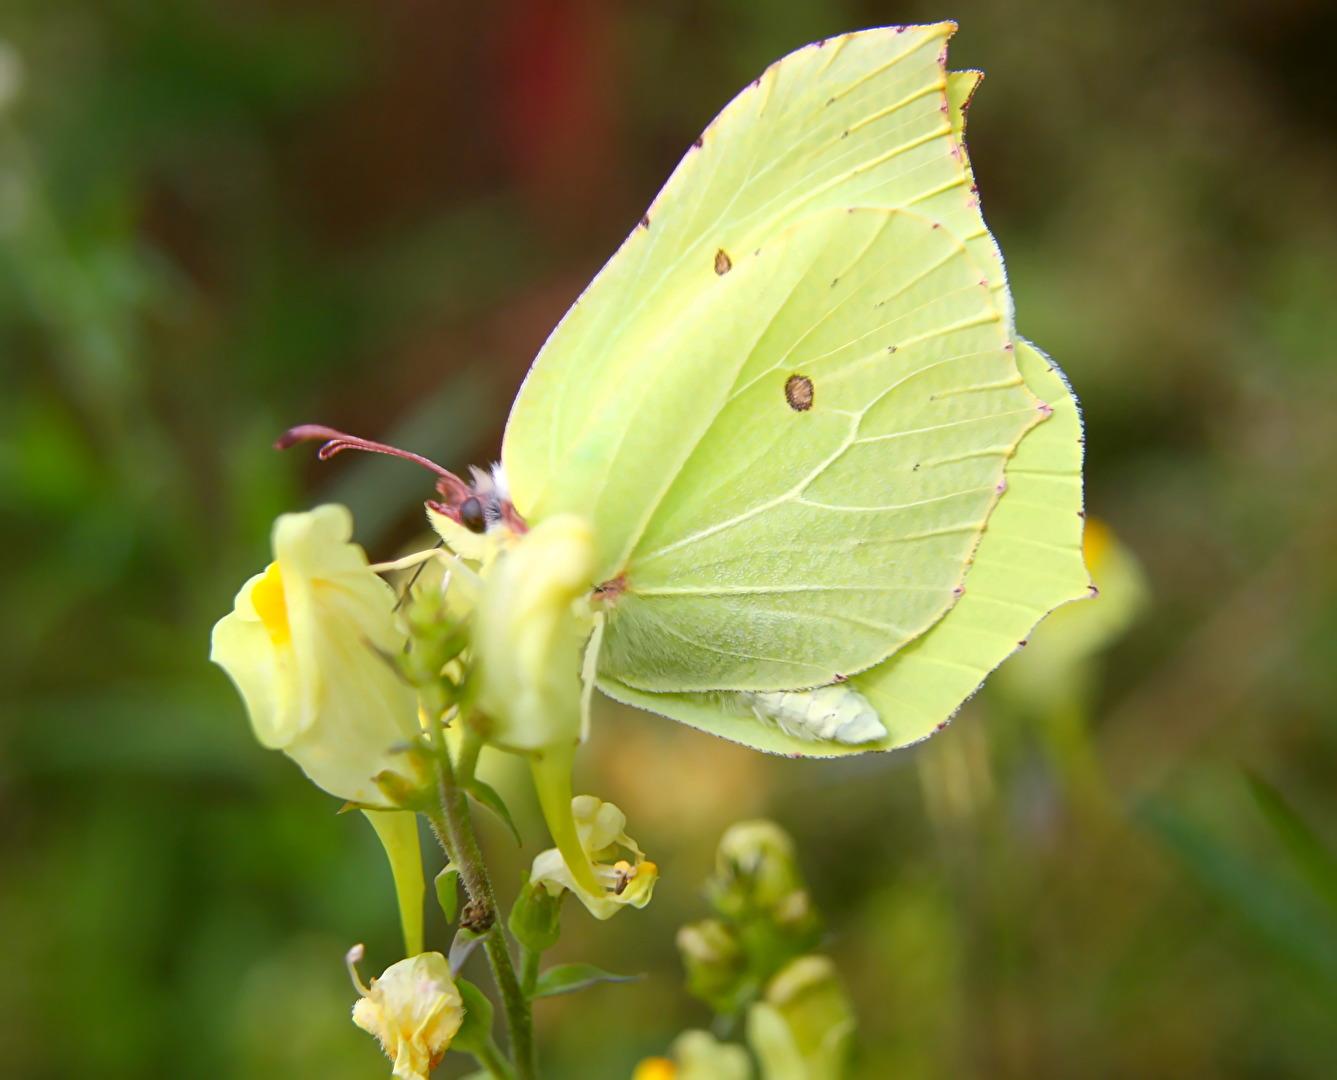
(459, 496), (487, 534)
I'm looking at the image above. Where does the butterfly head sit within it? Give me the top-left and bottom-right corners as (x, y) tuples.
(455, 463), (527, 537)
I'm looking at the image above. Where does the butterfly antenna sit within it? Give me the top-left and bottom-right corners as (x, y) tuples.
(277, 424), (471, 504)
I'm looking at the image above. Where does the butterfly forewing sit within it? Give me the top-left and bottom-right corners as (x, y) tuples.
(504, 23), (1010, 556)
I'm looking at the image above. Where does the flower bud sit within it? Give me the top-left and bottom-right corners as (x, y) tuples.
(348, 947), (464, 1080)
(748, 956), (855, 1080)
(210, 505), (424, 806)
(677, 919), (747, 1014)
(508, 874), (563, 954)
(709, 821), (809, 922)
(671, 1030), (753, 1080)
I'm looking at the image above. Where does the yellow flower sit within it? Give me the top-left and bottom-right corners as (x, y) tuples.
(632, 1057), (678, 1080)
(472, 513), (596, 753)
(470, 513), (608, 896)
(633, 1032), (753, 1080)
(347, 947), (463, 1080)
(530, 795), (658, 919)
(210, 504), (423, 806)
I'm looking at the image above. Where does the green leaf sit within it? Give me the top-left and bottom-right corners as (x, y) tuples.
(1139, 798), (1337, 985)
(1248, 771), (1337, 917)
(450, 977), (496, 1054)
(465, 778), (523, 847)
(435, 864), (460, 924)
(530, 963), (641, 1000)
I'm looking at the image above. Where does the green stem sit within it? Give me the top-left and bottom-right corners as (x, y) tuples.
(484, 931), (534, 1078)
(471, 1033), (518, 1080)
(456, 725), (484, 787)
(427, 736), (538, 1080)
(520, 945), (540, 998)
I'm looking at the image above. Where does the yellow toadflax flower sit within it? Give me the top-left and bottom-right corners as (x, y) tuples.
(471, 512), (608, 896)
(210, 504), (424, 806)
(631, 1058), (678, 1080)
(347, 946), (463, 1080)
(471, 512), (596, 754)
(530, 795), (658, 920)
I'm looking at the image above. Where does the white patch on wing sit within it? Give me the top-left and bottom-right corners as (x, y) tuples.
(735, 684), (886, 744)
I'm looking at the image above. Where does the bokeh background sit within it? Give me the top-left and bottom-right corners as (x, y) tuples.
(3, 0), (1337, 1077)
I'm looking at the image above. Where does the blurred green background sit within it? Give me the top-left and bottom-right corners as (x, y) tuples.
(3, 0), (1337, 1076)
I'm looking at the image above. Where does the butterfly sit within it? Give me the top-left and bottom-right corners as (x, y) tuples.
(285, 23), (1089, 756)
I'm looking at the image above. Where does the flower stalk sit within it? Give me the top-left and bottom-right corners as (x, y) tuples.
(424, 720), (537, 1080)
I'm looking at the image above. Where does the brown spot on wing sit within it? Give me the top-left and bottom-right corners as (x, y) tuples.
(785, 374), (814, 412)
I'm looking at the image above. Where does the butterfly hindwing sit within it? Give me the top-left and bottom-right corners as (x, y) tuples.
(596, 207), (1042, 692)
(598, 338), (1089, 754)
